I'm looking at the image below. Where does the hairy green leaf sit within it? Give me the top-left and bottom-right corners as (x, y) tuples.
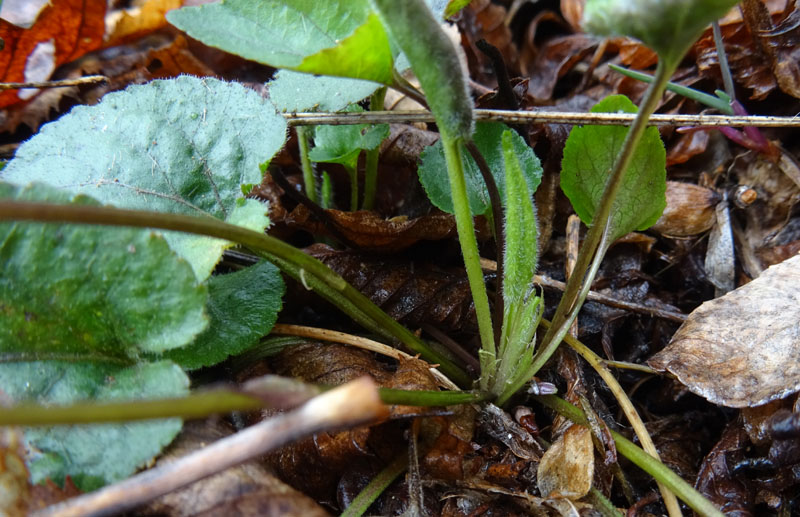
(500, 131), (538, 308)
(268, 70), (380, 113)
(309, 106), (390, 170)
(168, 0), (394, 84)
(163, 260), (285, 370)
(371, 0), (473, 139)
(560, 94), (666, 241)
(0, 183), (207, 360)
(492, 131), (542, 399)
(1, 77), (285, 280)
(583, 0), (739, 66)
(0, 360), (188, 491)
(418, 122), (543, 216)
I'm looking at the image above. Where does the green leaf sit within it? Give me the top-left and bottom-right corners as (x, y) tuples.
(560, 94), (666, 241)
(167, 0), (394, 84)
(0, 183), (207, 360)
(371, 0), (473, 139)
(492, 131), (542, 399)
(268, 70), (380, 113)
(500, 131), (538, 308)
(308, 106), (390, 171)
(163, 261), (285, 370)
(418, 122), (543, 216)
(444, 0), (471, 18)
(583, 0), (739, 66)
(1, 77), (285, 281)
(0, 360), (188, 491)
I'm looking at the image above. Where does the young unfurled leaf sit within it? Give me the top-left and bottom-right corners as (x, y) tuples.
(268, 70), (380, 113)
(1, 77), (285, 280)
(308, 107), (390, 171)
(0, 182), (208, 360)
(491, 131), (542, 398)
(168, 0), (394, 84)
(163, 260), (285, 370)
(418, 122), (543, 217)
(560, 94), (666, 242)
(500, 130), (538, 309)
(0, 360), (188, 491)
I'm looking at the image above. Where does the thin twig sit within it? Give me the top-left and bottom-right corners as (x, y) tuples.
(34, 378), (386, 517)
(0, 75), (107, 90)
(284, 109), (800, 128)
(479, 258), (687, 323)
(270, 324), (460, 390)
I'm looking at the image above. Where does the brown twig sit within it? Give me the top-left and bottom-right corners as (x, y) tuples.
(35, 378), (386, 517)
(479, 258), (687, 323)
(285, 109), (800, 128)
(0, 75), (107, 90)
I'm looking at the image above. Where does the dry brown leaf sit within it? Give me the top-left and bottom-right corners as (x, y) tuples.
(650, 181), (720, 238)
(106, 0), (182, 46)
(649, 253), (800, 408)
(0, 0), (106, 108)
(536, 424), (594, 499)
(140, 419), (330, 517)
(285, 205), (482, 252)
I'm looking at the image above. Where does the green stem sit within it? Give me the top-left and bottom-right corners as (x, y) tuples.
(0, 201), (470, 386)
(296, 126), (318, 203)
(0, 391), (263, 426)
(536, 395), (724, 517)
(345, 163), (359, 211)
(441, 135), (496, 389)
(529, 61), (674, 380)
(608, 64), (733, 114)
(340, 453), (408, 517)
(363, 86), (387, 210)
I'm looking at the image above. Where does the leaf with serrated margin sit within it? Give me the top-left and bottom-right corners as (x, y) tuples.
(1, 77), (285, 280)
(0, 360), (188, 491)
(418, 122), (543, 216)
(560, 94), (666, 241)
(163, 260), (285, 370)
(0, 182), (207, 359)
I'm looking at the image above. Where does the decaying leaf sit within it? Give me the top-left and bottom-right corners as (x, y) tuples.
(140, 419), (330, 517)
(285, 205), (464, 252)
(536, 424), (594, 499)
(650, 181), (720, 238)
(0, 0), (106, 107)
(649, 253), (800, 407)
(305, 244), (484, 335)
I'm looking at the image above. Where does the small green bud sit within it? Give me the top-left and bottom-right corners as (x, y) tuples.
(582, 0), (739, 65)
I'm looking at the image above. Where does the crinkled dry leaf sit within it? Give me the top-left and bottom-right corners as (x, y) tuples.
(0, 0), (106, 107)
(649, 254), (800, 407)
(141, 420), (330, 517)
(650, 181), (720, 238)
(694, 423), (754, 514)
(537, 424), (594, 499)
(286, 205), (462, 252)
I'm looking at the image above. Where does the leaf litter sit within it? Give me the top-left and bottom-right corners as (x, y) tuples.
(2, 0), (800, 515)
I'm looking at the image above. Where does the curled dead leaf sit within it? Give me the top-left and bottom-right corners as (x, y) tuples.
(648, 253), (800, 408)
(537, 425), (594, 500)
(650, 181), (720, 238)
